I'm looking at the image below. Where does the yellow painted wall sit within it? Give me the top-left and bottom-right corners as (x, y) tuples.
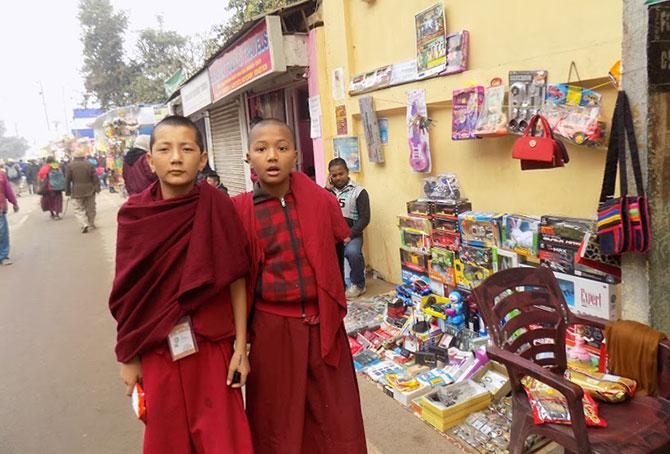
(318, 0), (623, 283)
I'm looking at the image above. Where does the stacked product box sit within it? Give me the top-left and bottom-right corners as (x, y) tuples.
(539, 216), (619, 284)
(398, 215), (432, 286)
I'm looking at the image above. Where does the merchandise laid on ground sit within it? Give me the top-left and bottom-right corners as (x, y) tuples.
(343, 172), (643, 453)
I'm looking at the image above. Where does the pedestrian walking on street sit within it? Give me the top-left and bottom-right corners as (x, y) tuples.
(122, 134), (157, 195)
(0, 160), (19, 266)
(25, 159), (38, 194)
(232, 119), (367, 454)
(327, 157), (371, 299)
(65, 149), (100, 233)
(108, 115), (253, 454)
(205, 171), (228, 194)
(38, 156), (65, 220)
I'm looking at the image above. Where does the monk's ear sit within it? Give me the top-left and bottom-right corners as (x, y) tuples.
(198, 151), (208, 172)
(146, 151), (156, 173)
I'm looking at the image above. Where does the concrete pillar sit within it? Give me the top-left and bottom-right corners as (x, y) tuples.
(623, 0), (670, 332)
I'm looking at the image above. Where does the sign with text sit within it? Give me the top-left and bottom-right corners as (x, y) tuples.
(181, 72), (212, 116)
(649, 4), (670, 91)
(208, 17), (285, 102)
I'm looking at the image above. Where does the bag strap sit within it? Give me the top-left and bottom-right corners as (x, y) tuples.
(527, 114), (552, 138)
(599, 92), (626, 203)
(621, 92), (646, 197)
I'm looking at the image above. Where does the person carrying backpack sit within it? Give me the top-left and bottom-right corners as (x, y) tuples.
(38, 156), (65, 220)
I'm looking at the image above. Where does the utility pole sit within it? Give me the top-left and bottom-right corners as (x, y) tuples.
(38, 81), (50, 131)
(62, 86), (70, 134)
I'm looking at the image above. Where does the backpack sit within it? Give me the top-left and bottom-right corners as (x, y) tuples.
(7, 165), (18, 180)
(48, 168), (65, 191)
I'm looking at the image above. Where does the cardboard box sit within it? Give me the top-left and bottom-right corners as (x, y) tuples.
(417, 380), (492, 432)
(502, 214), (540, 257)
(554, 270), (619, 320)
(458, 211), (504, 248)
(393, 383), (435, 406)
(401, 248), (430, 273)
(429, 247), (456, 286)
(471, 361), (511, 401)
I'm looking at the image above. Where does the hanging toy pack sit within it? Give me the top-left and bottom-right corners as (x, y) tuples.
(475, 78), (507, 137)
(452, 86), (484, 140)
(508, 70), (548, 134)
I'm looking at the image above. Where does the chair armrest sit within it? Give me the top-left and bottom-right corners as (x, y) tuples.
(487, 344), (584, 400)
(487, 344), (591, 450)
(569, 313), (607, 331)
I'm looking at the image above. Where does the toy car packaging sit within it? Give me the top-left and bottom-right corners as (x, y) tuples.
(429, 248), (456, 286)
(401, 228), (431, 253)
(508, 70), (548, 134)
(398, 215), (432, 234)
(423, 174), (463, 201)
(541, 84), (606, 147)
(433, 199), (472, 218)
(459, 212), (504, 248)
(401, 248), (430, 273)
(475, 78), (507, 137)
(407, 199), (433, 218)
(432, 229), (461, 252)
(452, 86), (485, 140)
(521, 376), (607, 427)
(565, 369), (637, 403)
(502, 215), (540, 257)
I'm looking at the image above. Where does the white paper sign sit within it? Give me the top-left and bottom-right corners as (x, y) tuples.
(308, 95), (322, 138)
(390, 60), (419, 86)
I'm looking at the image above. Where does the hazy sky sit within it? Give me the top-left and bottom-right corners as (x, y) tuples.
(0, 1), (231, 154)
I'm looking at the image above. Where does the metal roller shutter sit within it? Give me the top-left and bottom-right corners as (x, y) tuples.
(209, 100), (246, 195)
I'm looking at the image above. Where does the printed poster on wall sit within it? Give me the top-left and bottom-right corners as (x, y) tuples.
(333, 136), (361, 173)
(359, 96), (384, 163)
(379, 118), (389, 145)
(415, 3), (447, 79)
(332, 67), (345, 100)
(308, 95), (322, 138)
(407, 89), (432, 173)
(335, 105), (348, 135)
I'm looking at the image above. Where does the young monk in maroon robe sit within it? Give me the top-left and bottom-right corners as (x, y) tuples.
(232, 119), (367, 454)
(108, 115), (253, 454)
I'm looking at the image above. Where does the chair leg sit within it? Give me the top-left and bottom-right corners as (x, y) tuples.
(509, 414), (532, 454)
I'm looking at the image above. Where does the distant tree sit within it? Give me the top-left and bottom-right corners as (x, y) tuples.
(0, 122), (29, 160)
(78, 0), (134, 108)
(128, 18), (189, 103)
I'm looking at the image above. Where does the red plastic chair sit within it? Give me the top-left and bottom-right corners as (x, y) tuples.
(472, 267), (670, 454)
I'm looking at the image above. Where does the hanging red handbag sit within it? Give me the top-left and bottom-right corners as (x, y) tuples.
(512, 114), (568, 169)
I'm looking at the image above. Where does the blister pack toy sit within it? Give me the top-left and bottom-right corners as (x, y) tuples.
(508, 70), (548, 134)
(423, 174), (462, 201)
(502, 214), (540, 257)
(475, 78), (508, 137)
(541, 84), (606, 146)
(452, 86), (485, 140)
(443, 30), (469, 75)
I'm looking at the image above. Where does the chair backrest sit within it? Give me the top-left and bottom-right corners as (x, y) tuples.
(473, 267), (571, 374)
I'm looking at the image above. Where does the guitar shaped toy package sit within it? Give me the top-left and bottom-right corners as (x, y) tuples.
(407, 89), (432, 173)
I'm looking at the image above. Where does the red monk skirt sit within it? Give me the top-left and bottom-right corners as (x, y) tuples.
(141, 338), (253, 454)
(246, 310), (367, 454)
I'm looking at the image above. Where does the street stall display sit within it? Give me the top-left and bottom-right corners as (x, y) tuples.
(345, 169), (654, 453)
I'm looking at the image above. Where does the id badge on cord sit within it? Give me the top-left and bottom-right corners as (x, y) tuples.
(168, 316), (198, 361)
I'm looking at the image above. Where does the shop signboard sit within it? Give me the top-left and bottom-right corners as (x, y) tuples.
(648, 3), (670, 91)
(333, 136), (360, 172)
(181, 72), (213, 116)
(208, 16), (286, 102)
(415, 3), (447, 79)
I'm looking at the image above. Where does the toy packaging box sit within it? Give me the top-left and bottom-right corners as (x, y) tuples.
(454, 258), (493, 291)
(553, 270), (620, 320)
(442, 30), (469, 75)
(407, 199), (433, 218)
(458, 212), (504, 248)
(452, 86), (485, 140)
(398, 215), (432, 234)
(433, 199), (472, 218)
(401, 266), (431, 287)
(401, 249), (430, 273)
(429, 248), (456, 286)
(502, 214), (540, 257)
(401, 228), (431, 253)
(432, 229), (461, 252)
(539, 215), (618, 284)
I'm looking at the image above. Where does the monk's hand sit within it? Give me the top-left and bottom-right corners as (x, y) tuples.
(120, 357), (142, 396)
(227, 349), (250, 388)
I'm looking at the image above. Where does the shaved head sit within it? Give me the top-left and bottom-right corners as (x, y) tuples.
(249, 118), (295, 147)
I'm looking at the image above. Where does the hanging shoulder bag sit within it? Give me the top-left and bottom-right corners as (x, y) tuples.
(596, 91), (651, 255)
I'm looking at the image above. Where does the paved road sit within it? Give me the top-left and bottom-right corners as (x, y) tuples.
(0, 192), (462, 454)
(0, 192), (141, 454)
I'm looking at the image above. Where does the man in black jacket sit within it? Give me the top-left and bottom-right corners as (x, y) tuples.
(327, 158), (371, 299)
